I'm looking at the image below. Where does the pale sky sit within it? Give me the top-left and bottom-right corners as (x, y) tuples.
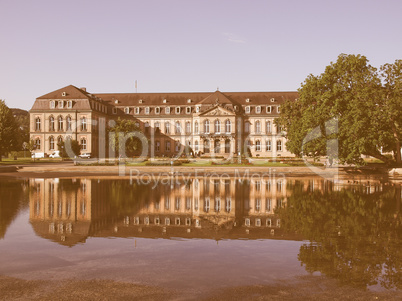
(1, 0), (401, 110)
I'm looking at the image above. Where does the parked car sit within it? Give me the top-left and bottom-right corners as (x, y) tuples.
(79, 153), (91, 159)
(49, 151), (61, 158)
(31, 152), (45, 159)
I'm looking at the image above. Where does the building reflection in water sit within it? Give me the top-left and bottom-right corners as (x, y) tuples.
(28, 176), (401, 289)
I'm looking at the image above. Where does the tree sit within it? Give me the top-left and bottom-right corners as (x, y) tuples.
(277, 54), (401, 165)
(109, 118), (144, 157)
(57, 137), (81, 159)
(0, 100), (19, 161)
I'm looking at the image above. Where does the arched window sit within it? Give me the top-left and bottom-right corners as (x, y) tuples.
(155, 122), (160, 133)
(204, 139), (210, 153)
(266, 139), (271, 151)
(214, 120), (221, 133)
(256, 140), (261, 151)
(266, 121), (271, 133)
(194, 140), (199, 152)
(255, 121), (261, 134)
(66, 116), (72, 131)
(35, 138), (41, 150)
(49, 136), (55, 150)
(194, 122), (199, 134)
(49, 116), (55, 131)
(204, 120), (210, 133)
(186, 121), (191, 134)
(58, 116), (63, 131)
(80, 138), (87, 150)
(175, 121), (181, 134)
(35, 117), (41, 131)
(225, 120), (231, 133)
(244, 121), (250, 133)
(57, 136), (63, 146)
(214, 140), (220, 153)
(225, 139), (230, 153)
(81, 117), (87, 131)
(165, 122), (170, 134)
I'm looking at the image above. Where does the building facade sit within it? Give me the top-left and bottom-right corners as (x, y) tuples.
(30, 85), (298, 158)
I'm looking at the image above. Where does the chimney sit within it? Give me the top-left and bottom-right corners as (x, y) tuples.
(80, 87), (87, 92)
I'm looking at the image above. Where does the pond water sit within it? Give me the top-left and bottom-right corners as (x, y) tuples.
(0, 176), (401, 293)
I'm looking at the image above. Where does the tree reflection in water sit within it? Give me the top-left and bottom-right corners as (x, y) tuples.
(276, 181), (402, 289)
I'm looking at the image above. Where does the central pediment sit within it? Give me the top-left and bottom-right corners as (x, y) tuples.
(199, 105), (236, 116)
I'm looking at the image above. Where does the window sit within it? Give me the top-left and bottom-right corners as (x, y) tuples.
(204, 120), (210, 133)
(35, 117), (41, 131)
(225, 120), (231, 133)
(266, 106), (272, 113)
(256, 106), (261, 113)
(277, 140), (282, 152)
(49, 116), (55, 131)
(163, 99), (167, 104)
(175, 141), (180, 152)
(58, 116), (63, 131)
(186, 122), (191, 134)
(155, 122), (160, 133)
(67, 100), (72, 109)
(255, 121), (261, 134)
(165, 107), (170, 114)
(67, 116), (72, 131)
(266, 140), (271, 151)
(80, 138), (87, 150)
(145, 107), (150, 114)
(277, 123), (283, 133)
(124, 107), (130, 114)
(266, 121), (271, 133)
(277, 106), (280, 113)
(166, 141), (171, 152)
(175, 121), (181, 134)
(195, 106), (200, 113)
(244, 121), (250, 133)
(58, 101), (64, 109)
(35, 138), (41, 150)
(255, 140), (261, 151)
(270, 98), (275, 102)
(156, 141), (160, 152)
(225, 139), (230, 153)
(194, 140), (199, 151)
(245, 106), (250, 113)
(50, 100), (55, 109)
(246, 98), (250, 103)
(194, 122), (199, 134)
(139, 99), (143, 104)
(81, 117), (87, 131)
(112, 107), (117, 114)
(175, 107), (181, 114)
(186, 107), (191, 114)
(155, 107), (160, 114)
(214, 140), (220, 153)
(214, 120), (221, 133)
(204, 139), (210, 153)
(58, 136), (63, 145)
(49, 136), (55, 150)
(165, 122), (170, 134)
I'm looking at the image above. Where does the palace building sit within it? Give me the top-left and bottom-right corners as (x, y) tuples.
(29, 85), (298, 158)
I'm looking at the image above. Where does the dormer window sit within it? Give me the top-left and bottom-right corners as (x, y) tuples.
(145, 107), (150, 114)
(163, 99), (167, 103)
(187, 99), (191, 103)
(114, 99), (119, 104)
(112, 107), (117, 114)
(58, 101), (64, 109)
(166, 107), (170, 114)
(246, 98), (250, 103)
(175, 107), (181, 114)
(195, 106), (200, 113)
(245, 106), (250, 113)
(67, 100), (72, 109)
(256, 106), (261, 113)
(50, 100), (55, 109)
(270, 98), (275, 102)
(186, 107), (191, 114)
(266, 106), (272, 113)
(155, 107), (160, 114)
(62, 92), (67, 96)
(124, 107), (130, 114)
(139, 99), (143, 104)
(277, 106), (280, 113)
(134, 107), (140, 114)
